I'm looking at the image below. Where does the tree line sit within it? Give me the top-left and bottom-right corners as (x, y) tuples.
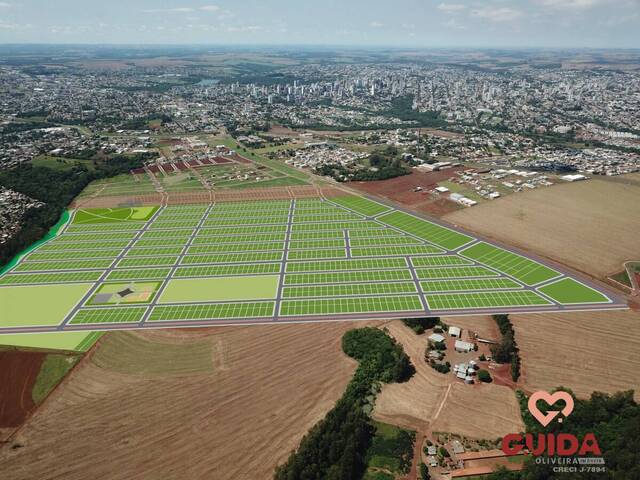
(274, 327), (414, 480)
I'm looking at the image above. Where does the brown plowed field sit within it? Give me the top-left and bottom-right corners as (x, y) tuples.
(0, 322), (371, 479)
(70, 193), (164, 208)
(68, 186), (341, 208)
(444, 174), (640, 278)
(349, 169), (464, 217)
(0, 351), (45, 430)
(373, 320), (524, 440)
(512, 310), (640, 400)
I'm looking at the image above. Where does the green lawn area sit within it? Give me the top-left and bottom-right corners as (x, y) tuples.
(0, 283), (92, 327)
(0, 331), (103, 352)
(610, 270), (632, 287)
(538, 278), (610, 304)
(32, 155), (96, 172)
(159, 275), (280, 303)
(31, 353), (80, 403)
(73, 206), (156, 224)
(364, 421), (415, 479)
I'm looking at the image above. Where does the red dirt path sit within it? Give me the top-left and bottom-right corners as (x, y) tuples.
(0, 351), (45, 428)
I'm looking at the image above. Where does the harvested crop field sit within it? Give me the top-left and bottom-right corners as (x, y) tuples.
(373, 320), (523, 439)
(444, 174), (640, 278)
(512, 310), (640, 400)
(0, 322), (371, 480)
(0, 351), (45, 431)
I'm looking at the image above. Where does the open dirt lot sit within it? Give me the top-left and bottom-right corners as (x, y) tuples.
(373, 320), (524, 440)
(0, 351), (45, 433)
(512, 310), (640, 400)
(444, 174), (640, 279)
(349, 169), (465, 217)
(0, 322), (371, 480)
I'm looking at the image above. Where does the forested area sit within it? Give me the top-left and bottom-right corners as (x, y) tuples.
(0, 153), (153, 268)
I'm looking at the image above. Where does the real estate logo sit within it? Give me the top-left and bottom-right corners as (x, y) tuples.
(527, 390), (574, 427)
(502, 389), (602, 458)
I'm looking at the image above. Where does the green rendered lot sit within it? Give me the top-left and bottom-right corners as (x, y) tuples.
(378, 210), (473, 250)
(426, 291), (551, 310)
(149, 302), (275, 321)
(331, 195), (391, 217)
(282, 282), (417, 298)
(91, 282), (161, 304)
(280, 295), (423, 316)
(159, 275), (279, 303)
(0, 195), (617, 337)
(538, 278), (610, 304)
(0, 331), (102, 352)
(460, 242), (559, 286)
(0, 283), (92, 327)
(73, 206), (157, 224)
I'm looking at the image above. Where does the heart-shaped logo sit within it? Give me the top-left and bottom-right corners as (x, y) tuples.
(528, 391), (574, 427)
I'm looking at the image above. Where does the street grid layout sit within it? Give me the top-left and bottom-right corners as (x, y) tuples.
(0, 195), (626, 334)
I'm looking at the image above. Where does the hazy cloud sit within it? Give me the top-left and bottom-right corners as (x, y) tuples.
(536, 0), (601, 8)
(437, 3), (466, 14)
(471, 7), (524, 22)
(369, 21), (384, 27)
(443, 18), (466, 29)
(142, 7), (195, 13)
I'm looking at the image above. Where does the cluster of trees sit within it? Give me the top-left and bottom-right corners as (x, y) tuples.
(402, 316), (440, 335)
(121, 114), (172, 130)
(274, 327), (414, 480)
(1, 121), (55, 134)
(366, 426), (415, 475)
(490, 314), (521, 381)
(0, 153), (153, 268)
(385, 96), (446, 128)
(477, 369), (492, 383)
(315, 145), (409, 182)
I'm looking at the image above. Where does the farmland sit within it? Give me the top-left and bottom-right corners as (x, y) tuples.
(512, 310), (640, 401)
(0, 322), (368, 479)
(0, 194), (622, 336)
(444, 174), (640, 279)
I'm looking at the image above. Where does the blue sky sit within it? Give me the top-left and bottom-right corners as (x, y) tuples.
(0, 0), (638, 48)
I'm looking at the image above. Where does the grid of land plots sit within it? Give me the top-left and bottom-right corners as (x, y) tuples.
(0, 195), (622, 334)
